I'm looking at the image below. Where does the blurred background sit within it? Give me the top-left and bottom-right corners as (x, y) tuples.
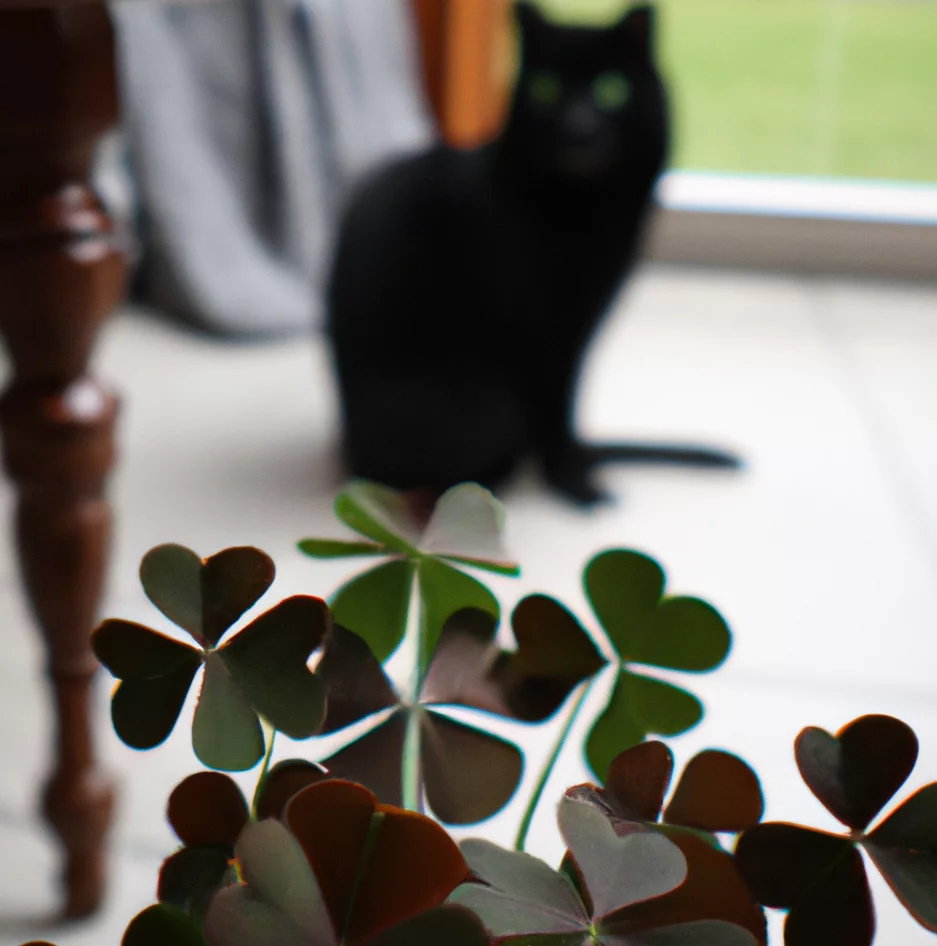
(1, 1), (936, 944)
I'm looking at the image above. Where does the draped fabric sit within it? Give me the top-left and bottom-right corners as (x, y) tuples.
(109, 0), (434, 336)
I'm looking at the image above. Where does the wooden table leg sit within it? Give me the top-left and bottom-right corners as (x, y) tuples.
(0, 3), (124, 918)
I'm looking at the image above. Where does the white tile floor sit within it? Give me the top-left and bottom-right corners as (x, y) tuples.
(1, 264), (936, 945)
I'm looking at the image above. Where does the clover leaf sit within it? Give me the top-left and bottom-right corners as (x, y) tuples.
(298, 481), (518, 665)
(735, 714), (937, 946)
(585, 550), (731, 779)
(314, 615), (523, 824)
(122, 903), (207, 946)
(157, 762), (330, 922)
(204, 780), (482, 946)
(469, 550), (731, 779)
(450, 796), (756, 945)
(93, 545), (327, 771)
(566, 742), (767, 943)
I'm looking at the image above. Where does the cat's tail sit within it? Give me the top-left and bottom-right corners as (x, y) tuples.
(587, 440), (743, 470)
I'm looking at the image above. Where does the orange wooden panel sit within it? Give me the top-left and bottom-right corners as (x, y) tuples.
(411, 0), (513, 148)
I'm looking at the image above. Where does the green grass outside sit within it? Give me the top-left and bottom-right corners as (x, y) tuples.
(533, 0), (937, 182)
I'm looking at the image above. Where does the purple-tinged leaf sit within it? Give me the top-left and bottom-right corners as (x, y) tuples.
(865, 783), (937, 931)
(112, 665), (200, 751)
(422, 711), (523, 825)
(664, 750), (763, 833)
(158, 845), (233, 919)
(367, 905), (490, 946)
(735, 823), (873, 946)
(220, 595), (327, 739)
(317, 625), (398, 734)
(255, 759), (329, 821)
(795, 716), (918, 831)
(94, 620), (201, 679)
(167, 772), (248, 847)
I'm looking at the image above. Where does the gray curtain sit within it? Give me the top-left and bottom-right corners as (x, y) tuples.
(110, 0), (434, 336)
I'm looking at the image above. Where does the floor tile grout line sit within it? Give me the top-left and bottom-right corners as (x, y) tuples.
(804, 277), (937, 583)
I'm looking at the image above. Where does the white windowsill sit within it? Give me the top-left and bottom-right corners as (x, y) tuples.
(646, 171), (937, 281)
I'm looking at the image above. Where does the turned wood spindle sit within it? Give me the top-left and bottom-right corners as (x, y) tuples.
(0, 2), (125, 917)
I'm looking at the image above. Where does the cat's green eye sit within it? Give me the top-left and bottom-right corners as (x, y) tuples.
(528, 71), (562, 106)
(592, 72), (631, 111)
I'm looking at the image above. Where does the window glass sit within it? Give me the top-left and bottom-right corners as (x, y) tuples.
(536, 0), (937, 183)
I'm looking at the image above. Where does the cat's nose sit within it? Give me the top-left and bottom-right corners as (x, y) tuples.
(563, 101), (602, 138)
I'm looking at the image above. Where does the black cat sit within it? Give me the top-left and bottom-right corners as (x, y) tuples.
(327, 2), (738, 504)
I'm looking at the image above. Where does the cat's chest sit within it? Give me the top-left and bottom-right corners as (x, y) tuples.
(474, 189), (635, 327)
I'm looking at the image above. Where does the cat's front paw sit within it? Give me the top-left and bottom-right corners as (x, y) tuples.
(543, 450), (615, 507)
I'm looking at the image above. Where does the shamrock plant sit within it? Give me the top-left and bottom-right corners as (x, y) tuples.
(33, 479), (937, 946)
(92, 545), (326, 770)
(566, 741), (767, 944)
(450, 796), (756, 946)
(314, 619), (523, 824)
(298, 481), (519, 665)
(736, 715), (937, 946)
(451, 550), (732, 848)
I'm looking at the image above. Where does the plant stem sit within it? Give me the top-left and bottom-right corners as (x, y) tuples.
(251, 724), (277, 818)
(401, 707), (423, 812)
(515, 678), (596, 852)
(401, 569), (425, 812)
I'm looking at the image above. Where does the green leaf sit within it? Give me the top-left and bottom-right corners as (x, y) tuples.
(205, 820), (335, 946)
(418, 557), (498, 670)
(420, 483), (519, 575)
(630, 598), (731, 672)
(558, 797), (686, 919)
(451, 839), (589, 936)
(298, 538), (386, 559)
(585, 671), (703, 782)
(600, 920), (758, 945)
(335, 481), (422, 554)
(140, 544), (204, 641)
(331, 559), (415, 664)
(221, 596), (327, 739)
(122, 903), (207, 946)
(192, 653), (265, 771)
(440, 555), (522, 577)
(584, 550), (665, 659)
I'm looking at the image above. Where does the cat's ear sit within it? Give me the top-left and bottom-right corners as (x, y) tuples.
(617, 4), (656, 62)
